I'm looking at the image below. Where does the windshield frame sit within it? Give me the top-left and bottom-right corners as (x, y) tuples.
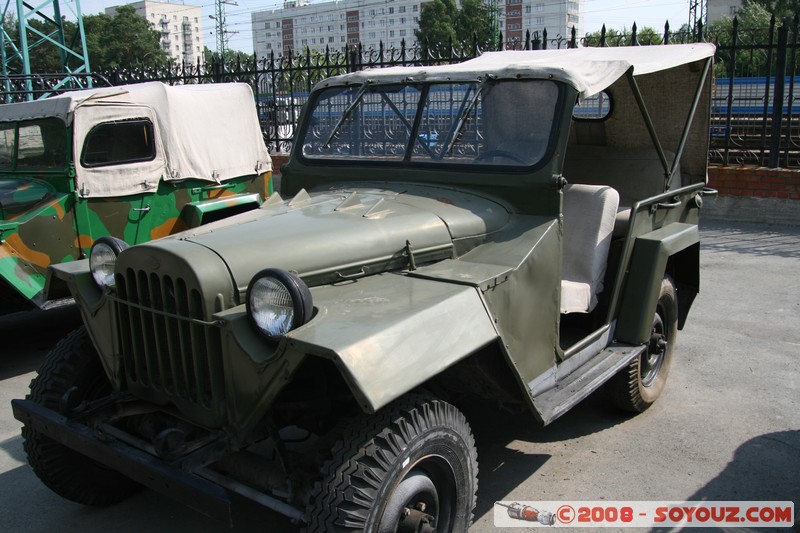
(296, 77), (566, 173)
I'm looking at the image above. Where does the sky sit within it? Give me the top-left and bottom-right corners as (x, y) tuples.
(38, 0), (692, 55)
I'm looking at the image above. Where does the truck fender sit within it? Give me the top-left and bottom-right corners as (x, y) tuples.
(179, 193), (263, 227)
(615, 222), (699, 344)
(287, 272), (498, 413)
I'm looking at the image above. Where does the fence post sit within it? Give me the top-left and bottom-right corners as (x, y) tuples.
(663, 21), (670, 45)
(784, 15), (799, 167)
(722, 16), (739, 166)
(768, 22), (788, 168)
(759, 16), (777, 165)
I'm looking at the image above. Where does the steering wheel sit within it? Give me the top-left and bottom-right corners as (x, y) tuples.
(475, 149), (527, 164)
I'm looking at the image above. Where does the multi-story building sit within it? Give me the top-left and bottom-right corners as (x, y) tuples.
(252, 0), (583, 59)
(707, 0), (743, 24)
(107, 1), (204, 65)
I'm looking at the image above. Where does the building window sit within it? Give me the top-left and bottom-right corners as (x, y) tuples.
(265, 22), (270, 28)
(568, 1), (579, 11)
(390, 30), (395, 37)
(399, 29), (406, 36)
(730, 6), (739, 14)
(399, 5), (406, 12)
(525, 5), (531, 13)
(536, 3), (544, 11)
(413, 4), (418, 12)
(389, 7), (394, 13)
(535, 16), (544, 24)
(568, 14), (579, 23)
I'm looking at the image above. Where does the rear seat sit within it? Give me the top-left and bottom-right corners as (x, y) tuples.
(562, 146), (681, 237)
(561, 184), (619, 314)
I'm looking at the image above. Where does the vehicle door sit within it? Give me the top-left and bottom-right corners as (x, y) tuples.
(71, 104), (167, 253)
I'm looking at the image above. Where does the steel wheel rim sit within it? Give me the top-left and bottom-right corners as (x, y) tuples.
(641, 304), (667, 387)
(379, 457), (457, 533)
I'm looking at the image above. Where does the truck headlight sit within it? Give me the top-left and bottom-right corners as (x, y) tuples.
(89, 236), (128, 289)
(247, 268), (312, 339)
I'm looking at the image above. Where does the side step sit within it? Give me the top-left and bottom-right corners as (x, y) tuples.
(532, 343), (645, 426)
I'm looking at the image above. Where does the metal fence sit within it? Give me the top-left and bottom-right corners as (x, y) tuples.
(2, 16), (798, 168)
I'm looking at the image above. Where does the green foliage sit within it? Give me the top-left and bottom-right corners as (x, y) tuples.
(2, 5), (168, 73)
(745, 0), (800, 22)
(582, 26), (663, 47)
(415, 0), (493, 53)
(204, 46), (254, 65)
(709, 2), (772, 76)
(85, 5), (167, 68)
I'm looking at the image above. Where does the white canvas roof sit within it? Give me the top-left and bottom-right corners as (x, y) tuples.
(315, 43), (716, 100)
(0, 82), (272, 198)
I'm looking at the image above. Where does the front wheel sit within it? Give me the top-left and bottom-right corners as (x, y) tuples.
(22, 327), (140, 506)
(608, 276), (678, 413)
(304, 395), (478, 532)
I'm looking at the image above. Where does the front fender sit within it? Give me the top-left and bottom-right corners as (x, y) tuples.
(288, 273), (498, 413)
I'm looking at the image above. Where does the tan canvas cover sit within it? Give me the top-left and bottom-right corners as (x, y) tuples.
(315, 43), (716, 101)
(0, 82), (272, 198)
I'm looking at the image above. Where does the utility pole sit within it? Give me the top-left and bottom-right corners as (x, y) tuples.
(1, 0), (92, 101)
(211, 0), (238, 58)
(689, 0), (707, 37)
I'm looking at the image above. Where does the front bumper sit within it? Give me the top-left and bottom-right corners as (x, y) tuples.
(12, 398), (233, 522)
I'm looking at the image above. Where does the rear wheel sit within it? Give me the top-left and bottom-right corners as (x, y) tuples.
(304, 395), (478, 532)
(22, 327), (140, 506)
(609, 276), (678, 413)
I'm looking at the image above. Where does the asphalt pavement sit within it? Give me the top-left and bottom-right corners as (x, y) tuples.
(0, 220), (798, 532)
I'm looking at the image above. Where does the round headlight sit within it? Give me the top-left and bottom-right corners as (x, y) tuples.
(246, 268), (313, 339)
(89, 236), (128, 289)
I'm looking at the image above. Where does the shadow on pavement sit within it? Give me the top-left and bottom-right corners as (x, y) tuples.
(463, 393), (633, 518)
(701, 220), (800, 258)
(0, 306), (82, 380)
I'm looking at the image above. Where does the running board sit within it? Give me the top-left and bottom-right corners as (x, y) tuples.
(532, 343), (645, 426)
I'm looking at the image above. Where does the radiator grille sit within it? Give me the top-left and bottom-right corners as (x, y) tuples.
(116, 268), (225, 410)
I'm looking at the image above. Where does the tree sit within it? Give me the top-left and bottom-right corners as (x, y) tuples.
(84, 6), (167, 68)
(455, 0), (494, 50)
(582, 25), (664, 47)
(203, 46), (254, 65)
(415, 0), (492, 53)
(746, 0), (800, 21)
(415, 0), (457, 52)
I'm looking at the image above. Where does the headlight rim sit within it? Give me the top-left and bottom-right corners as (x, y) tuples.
(246, 268), (313, 340)
(89, 236), (129, 289)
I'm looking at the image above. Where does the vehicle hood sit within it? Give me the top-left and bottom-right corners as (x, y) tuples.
(180, 183), (511, 294)
(0, 177), (56, 222)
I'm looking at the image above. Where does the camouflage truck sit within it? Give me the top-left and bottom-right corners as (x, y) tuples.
(0, 82), (272, 313)
(13, 44), (717, 531)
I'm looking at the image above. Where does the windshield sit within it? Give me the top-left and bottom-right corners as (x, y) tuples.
(301, 79), (561, 167)
(0, 118), (67, 170)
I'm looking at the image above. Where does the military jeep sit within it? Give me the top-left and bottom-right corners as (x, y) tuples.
(13, 44), (716, 531)
(0, 82), (272, 314)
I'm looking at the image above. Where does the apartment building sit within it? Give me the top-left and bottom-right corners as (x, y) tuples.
(252, 0), (583, 58)
(107, 1), (204, 64)
(707, 0), (743, 23)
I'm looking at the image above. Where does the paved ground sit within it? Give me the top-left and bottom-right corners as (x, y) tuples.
(1, 220), (798, 532)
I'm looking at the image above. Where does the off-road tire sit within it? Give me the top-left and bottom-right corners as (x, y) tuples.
(608, 276), (678, 413)
(22, 327), (140, 506)
(304, 395), (478, 532)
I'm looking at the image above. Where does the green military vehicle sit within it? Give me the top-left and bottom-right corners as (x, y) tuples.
(0, 82), (272, 314)
(13, 43), (717, 531)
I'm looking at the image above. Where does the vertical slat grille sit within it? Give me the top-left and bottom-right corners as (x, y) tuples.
(115, 269), (224, 412)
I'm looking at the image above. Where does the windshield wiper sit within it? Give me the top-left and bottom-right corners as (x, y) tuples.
(437, 82), (485, 159)
(323, 84), (369, 148)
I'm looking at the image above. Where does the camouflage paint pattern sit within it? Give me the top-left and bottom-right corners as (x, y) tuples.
(1, 166), (271, 313)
